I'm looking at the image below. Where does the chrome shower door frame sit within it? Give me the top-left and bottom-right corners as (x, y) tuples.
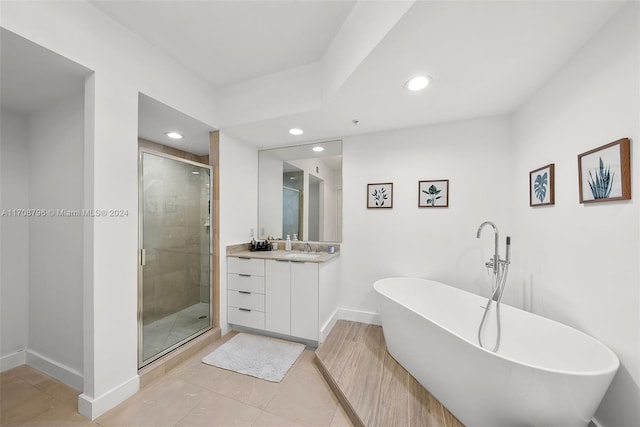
(137, 148), (213, 369)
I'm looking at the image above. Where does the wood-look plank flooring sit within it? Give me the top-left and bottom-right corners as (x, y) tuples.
(315, 320), (464, 427)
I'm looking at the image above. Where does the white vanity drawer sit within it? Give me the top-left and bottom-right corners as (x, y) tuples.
(228, 306), (265, 330)
(228, 290), (265, 311)
(228, 257), (265, 276)
(228, 273), (265, 294)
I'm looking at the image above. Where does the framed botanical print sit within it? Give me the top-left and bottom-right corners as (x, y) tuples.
(419, 180), (449, 208)
(578, 138), (631, 203)
(367, 183), (393, 208)
(529, 164), (555, 207)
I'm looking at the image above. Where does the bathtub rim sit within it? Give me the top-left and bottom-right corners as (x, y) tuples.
(373, 276), (620, 378)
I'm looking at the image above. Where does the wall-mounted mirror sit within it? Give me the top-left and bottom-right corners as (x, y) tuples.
(258, 140), (342, 242)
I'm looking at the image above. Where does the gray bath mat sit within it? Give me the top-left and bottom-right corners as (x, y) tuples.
(201, 333), (305, 382)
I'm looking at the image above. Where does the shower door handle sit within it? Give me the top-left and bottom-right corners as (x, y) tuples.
(140, 249), (146, 266)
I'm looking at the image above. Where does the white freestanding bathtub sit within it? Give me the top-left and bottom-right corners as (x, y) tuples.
(373, 277), (619, 427)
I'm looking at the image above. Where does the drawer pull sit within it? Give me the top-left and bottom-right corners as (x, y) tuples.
(238, 274), (251, 277)
(239, 291), (251, 295)
(239, 257), (251, 260)
(239, 308), (251, 312)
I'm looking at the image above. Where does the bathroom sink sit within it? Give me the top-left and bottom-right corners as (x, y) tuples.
(282, 252), (321, 260)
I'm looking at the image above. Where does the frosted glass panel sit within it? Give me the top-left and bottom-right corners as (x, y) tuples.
(283, 187), (300, 239)
(139, 151), (211, 367)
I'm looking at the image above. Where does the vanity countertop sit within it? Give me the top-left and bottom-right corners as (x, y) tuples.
(228, 249), (339, 263)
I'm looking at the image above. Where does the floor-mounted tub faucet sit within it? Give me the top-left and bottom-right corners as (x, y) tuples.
(476, 221), (512, 352)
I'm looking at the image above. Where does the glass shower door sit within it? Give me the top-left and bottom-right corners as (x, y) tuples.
(138, 150), (212, 367)
(283, 186), (301, 239)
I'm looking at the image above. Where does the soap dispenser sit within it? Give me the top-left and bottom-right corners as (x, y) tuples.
(285, 235), (292, 251)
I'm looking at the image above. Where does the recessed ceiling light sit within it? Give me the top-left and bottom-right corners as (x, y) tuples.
(312, 146), (324, 152)
(191, 171), (200, 175)
(289, 128), (304, 136)
(166, 131), (184, 139)
(405, 75), (431, 92)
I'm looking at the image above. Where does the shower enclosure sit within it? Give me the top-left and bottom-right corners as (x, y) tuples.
(138, 149), (212, 368)
(283, 169), (303, 239)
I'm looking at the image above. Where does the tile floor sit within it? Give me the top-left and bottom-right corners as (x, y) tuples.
(143, 302), (211, 361)
(1, 331), (353, 427)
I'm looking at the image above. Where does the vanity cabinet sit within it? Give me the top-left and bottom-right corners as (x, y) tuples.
(227, 257), (265, 330)
(227, 253), (338, 343)
(265, 260), (291, 335)
(265, 260), (319, 341)
(290, 262), (319, 340)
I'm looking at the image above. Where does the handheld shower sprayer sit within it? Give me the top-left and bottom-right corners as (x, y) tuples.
(476, 222), (512, 353)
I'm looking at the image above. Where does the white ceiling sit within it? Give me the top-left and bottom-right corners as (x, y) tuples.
(89, 0), (356, 87)
(4, 1), (626, 155)
(87, 0), (624, 150)
(219, 0), (626, 147)
(0, 29), (90, 114)
(138, 94), (215, 156)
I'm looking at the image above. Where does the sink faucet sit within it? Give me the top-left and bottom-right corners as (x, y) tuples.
(303, 241), (313, 252)
(476, 221), (499, 275)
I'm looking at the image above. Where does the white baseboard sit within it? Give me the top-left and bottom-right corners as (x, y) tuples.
(320, 309), (340, 343)
(78, 375), (139, 420)
(337, 308), (381, 325)
(1, 350), (26, 372)
(320, 307), (381, 341)
(26, 349), (83, 390)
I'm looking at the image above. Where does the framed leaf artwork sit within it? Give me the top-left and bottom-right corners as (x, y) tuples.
(419, 180), (449, 208)
(529, 164), (555, 207)
(367, 183), (393, 208)
(578, 138), (631, 203)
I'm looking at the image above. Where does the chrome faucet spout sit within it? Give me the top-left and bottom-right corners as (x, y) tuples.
(477, 221), (499, 275)
(476, 220), (497, 239)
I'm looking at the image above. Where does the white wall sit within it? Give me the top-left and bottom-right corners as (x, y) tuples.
(26, 92), (84, 387)
(510, 3), (639, 426)
(308, 177), (320, 241)
(1, 0), (224, 418)
(1, 93), (85, 387)
(257, 150), (282, 239)
(0, 109), (30, 370)
(219, 131), (259, 333)
(288, 157), (338, 241)
(340, 116), (512, 317)
(334, 168), (343, 242)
